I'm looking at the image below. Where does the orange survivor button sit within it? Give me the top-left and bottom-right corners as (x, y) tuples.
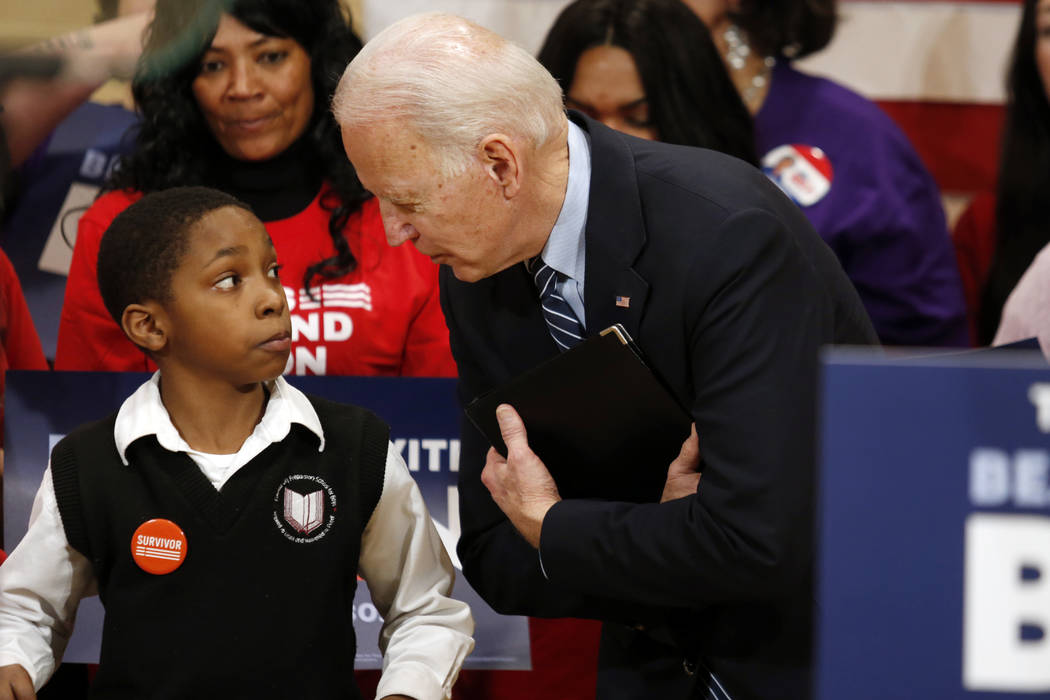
(130, 519), (188, 575)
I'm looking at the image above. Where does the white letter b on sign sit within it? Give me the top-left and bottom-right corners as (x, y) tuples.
(963, 514), (1050, 691)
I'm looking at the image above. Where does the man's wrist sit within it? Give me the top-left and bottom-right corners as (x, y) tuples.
(521, 497), (559, 548)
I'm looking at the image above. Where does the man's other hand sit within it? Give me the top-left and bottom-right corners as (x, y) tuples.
(0, 664), (35, 700)
(481, 404), (561, 548)
(661, 424), (700, 503)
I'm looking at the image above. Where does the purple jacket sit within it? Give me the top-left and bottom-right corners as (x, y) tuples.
(756, 62), (968, 347)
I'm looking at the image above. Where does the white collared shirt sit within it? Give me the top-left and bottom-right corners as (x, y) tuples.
(0, 373), (474, 700)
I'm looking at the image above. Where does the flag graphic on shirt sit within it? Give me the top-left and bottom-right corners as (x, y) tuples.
(294, 283), (373, 312)
(283, 488), (325, 535)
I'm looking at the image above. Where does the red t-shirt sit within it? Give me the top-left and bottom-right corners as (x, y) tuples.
(56, 188), (455, 377)
(0, 247), (50, 447)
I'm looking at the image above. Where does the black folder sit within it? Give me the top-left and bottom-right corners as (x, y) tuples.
(465, 325), (693, 503)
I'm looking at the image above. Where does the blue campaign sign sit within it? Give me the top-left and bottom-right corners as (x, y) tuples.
(3, 371), (530, 670)
(817, 349), (1050, 699)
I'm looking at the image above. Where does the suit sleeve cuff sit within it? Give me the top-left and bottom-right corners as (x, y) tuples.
(537, 499), (588, 585)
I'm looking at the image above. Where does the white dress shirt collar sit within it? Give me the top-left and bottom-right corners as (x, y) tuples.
(113, 372), (325, 466)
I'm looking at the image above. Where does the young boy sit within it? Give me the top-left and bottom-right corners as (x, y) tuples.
(0, 187), (474, 700)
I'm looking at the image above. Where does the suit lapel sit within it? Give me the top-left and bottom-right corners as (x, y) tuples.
(575, 113), (650, 342)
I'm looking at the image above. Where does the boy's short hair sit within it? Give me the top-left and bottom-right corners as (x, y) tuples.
(97, 186), (252, 327)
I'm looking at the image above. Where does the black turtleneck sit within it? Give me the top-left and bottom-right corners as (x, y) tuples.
(206, 131), (324, 222)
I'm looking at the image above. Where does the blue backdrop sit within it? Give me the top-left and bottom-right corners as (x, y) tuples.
(817, 349), (1050, 698)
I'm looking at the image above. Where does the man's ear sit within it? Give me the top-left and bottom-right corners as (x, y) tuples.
(479, 134), (522, 199)
(121, 302), (168, 354)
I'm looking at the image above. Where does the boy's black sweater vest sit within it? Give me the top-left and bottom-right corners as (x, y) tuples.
(50, 394), (388, 700)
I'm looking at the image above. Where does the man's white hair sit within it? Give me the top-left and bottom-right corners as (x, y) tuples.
(332, 13), (566, 177)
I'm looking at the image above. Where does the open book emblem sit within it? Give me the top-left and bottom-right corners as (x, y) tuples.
(283, 487), (325, 535)
(272, 474), (337, 543)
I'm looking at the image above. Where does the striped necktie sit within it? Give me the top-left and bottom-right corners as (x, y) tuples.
(694, 659), (734, 700)
(532, 260), (584, 351)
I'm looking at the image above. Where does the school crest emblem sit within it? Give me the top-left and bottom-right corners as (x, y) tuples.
(273, 474), (337, 543)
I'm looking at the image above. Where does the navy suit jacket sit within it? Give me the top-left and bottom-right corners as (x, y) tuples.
(441, 113), (878, 699)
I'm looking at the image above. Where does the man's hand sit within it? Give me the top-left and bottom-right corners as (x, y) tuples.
(0, 664), (35, 700)
(660, 424), (701, 503)
(480, 404), (561, 548)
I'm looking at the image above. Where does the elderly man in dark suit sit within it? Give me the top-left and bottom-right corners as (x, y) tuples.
(335, 13), (877, 700)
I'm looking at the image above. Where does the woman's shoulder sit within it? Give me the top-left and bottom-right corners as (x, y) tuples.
(764, 65), (934, 187)
(75, 189), (144, 247)
(768, 63), (905, 143)
(774, 64), (877, 114)
(82, 189), (144, 225)
(91, 188), (143, 210)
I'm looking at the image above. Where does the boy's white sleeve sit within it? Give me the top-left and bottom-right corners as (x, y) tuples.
(0, 465), (97, 690)
(358, 442), (475, 700)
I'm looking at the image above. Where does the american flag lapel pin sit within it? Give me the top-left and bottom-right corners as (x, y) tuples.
(615, 295), (631, 308)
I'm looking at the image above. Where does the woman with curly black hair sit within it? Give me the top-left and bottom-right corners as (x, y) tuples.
(55, 0), (456, 378)
(955, 0), (1050, 346)
(537, 0), (757, 165)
